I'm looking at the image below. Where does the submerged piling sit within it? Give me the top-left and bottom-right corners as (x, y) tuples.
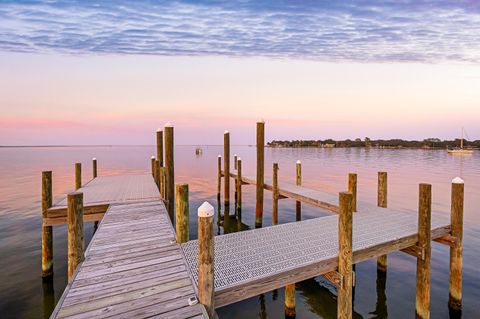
(175, 184), (189, 243)
(255, 121), (265, 227)
(449, 177), (464, 311)
(92, 158), (97, 178)
(67, 192), (84, 282)
(151, 156), (155, 177)
(338, 191), (354, 319)
(236, 158), (242, 212)
(415, 183), (432, 319)
(41, 171), (53, 277)
(217, 155), (222, 201)
(272, 163), (279, 225)
(377, 172), (388, 272)
(75, 163), (81, 190)
(198, 202), (215, 318)
(164, 123), (174, 222)
(296, 160), (302, 221)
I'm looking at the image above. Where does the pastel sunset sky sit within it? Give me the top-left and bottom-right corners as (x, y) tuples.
(1, 1), (479, 145)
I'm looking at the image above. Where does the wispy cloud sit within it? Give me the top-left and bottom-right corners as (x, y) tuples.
(1, 0), (480, 63)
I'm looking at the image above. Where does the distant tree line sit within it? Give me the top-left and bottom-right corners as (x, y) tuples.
(267, 138), (480, 149)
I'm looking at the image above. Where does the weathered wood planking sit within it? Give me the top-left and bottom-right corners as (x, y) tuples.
(45, 174), (160, 225)
(51, 200), (208, 319)
(181, 208), (451, 308)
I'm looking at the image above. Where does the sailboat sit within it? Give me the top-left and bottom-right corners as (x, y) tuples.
(447, 127), (473, 154)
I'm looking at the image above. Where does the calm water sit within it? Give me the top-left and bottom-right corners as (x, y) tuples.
(0, 146), (479, 319)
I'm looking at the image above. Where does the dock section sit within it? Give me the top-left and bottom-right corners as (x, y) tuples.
(51, 200), (208, 319)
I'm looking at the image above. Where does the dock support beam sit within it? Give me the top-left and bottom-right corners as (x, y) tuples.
(217, 155), (222, 201)
(272, 163), (279, 225)
(75, 163), (81, 190)
(296, 160), (302, 221)
(198, 202), (215, 319)
(236, 158), (242, 212)
(41, 171), (53, 277)
(348, 173), (357, 212)
(255, 121), (265, 227)
(164, 123), (175, 222)
(377, 172), (388, 272)
(338, 191), (354, 319)
(449, 177), (464, 311)
(175, 184), (189, 243)
(92, 158), (97, 178)
(415, 184), (432, 319)
(224, 131), (230, 207)
(67, 192), (84, 282)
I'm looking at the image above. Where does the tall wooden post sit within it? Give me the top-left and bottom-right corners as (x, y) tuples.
(416, 183), (432, 319)
(164, 123), (175, 222)
(236, 158), (242, 212)
(377, 172), (388, 272)
(255, 121), (265, 227)
(272, 163), (279, 225)
(175, 184), (189, 243)
(224, 131), (230, 206)
(348, 173), (357, 212)
(41, 171), (53, 277)
(296, 160), (302, 221)
(159, 167), (166, 199)
(156, 129), (164, 166)
(155, 159), (160, 189)
(67, 192), (84, 282)
(217, 155), (222, 201)
(75, 163), (81, 190)
(198, 202), (215, 318)
(151, 156), (155, 176)
(234, 154), (237, 170)
(92, 158), (97, 178)
(449, 177), (464, 311)
(338, 191), (353, 319)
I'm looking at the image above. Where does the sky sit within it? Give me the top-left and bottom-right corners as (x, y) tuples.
(0, 0), (479, 145)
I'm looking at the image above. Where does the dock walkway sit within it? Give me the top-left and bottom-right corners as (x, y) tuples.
(49, 175), (208, 319)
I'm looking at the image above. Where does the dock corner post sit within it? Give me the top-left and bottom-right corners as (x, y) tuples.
(416, 183), (432, 319)
(67, 192), (84, 283)
(175, 184), (189, 243)
(449, 177), (464, 311)
(197, 202), (215, 318)
(296, 160), (302, 221)
(255, 121), (265, 228)
(41, 171), (53, 278)
(338, 191), (354, 319)
(156, 128), (164, 167)
(224, 131), (230, 207)
(92, 158), (97, 178)
(236, 158), (242, 213)
(75, 162), (82, 190)
(348, 173), (357, 212)
(272, 163), (279, 225)
(164, 122), (175, 223)
(217, 155), (222, 201)
(377, 171), (388, 272)
(151, 156), (156, 177)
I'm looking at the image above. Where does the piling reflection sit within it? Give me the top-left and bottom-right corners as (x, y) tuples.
(42, 276), (55, 319)
(368, 269), (388, 319)
(259, 294), (267, 319)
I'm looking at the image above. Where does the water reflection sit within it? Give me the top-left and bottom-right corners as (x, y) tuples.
(42, 277), (55, 319)
(369, 270), (388, 319)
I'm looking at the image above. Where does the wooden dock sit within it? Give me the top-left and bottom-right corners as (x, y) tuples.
(48, 175), (208, 319)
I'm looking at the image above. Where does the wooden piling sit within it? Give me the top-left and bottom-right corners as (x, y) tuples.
(415, 183), (432, 319)
(198, 202), (215, 318)
(449, 177), (464, 311)
(217, 155), (222, 201)
(75, 163), (81, 190)
(156, 129), (164, 167)
(348, 173), (357, 212)
(159, 166), (166, 199)
(67, 192), (84, 282)
(255, 121), (265, 227)
(224, 131), (230, 206)
(296, 160), (302, 221)
(338, 191), (353, 319)
(164, 123), (175, 222)
(236, 158), (242, 211)
(150, 156), (155, 176)
(234, 154), (237, 170)
(92, 158), (97, 178)
(41, 171), (53, 277)
(175, 184), (189, 243)
(272, 163), (279, 225)
(155, 159), (160, 189)
(234, 154), (238, 202)
(377, 172), (388, 272)
(285, 284), (296, 317)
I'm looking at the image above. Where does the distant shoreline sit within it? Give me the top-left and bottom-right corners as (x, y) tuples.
(268, 139), (480, 149)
